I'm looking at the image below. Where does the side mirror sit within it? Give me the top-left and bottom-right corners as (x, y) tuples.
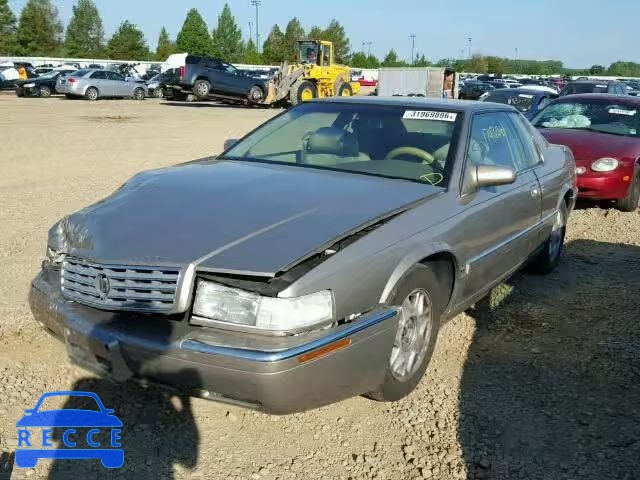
(474, 164), (517, 188)
(223, 139), (239, 151)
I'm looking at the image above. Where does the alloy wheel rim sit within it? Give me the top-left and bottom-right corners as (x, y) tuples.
(548, 210), (564, 260)
(301, 89), (313, 101)
(341, 89), (351, 96)
(196, 83), (208, 96)
(390, 288), (433, 381)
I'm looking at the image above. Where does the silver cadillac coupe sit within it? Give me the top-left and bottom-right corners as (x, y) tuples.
(30, 97), (576, 414)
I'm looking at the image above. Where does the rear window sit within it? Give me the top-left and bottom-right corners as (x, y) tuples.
(484, 91), (537, 112)
(71, 69), (92, 78)
(563, 83), (608, 95)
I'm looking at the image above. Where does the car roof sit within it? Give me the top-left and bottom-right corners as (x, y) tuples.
(316, 96), (516, 113)
(568, 79), (619, 84)
(554, 93), (640, 105)
(488, 88), (548, 97)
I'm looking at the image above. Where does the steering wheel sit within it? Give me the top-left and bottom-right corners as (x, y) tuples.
(386, 146), (435, 164)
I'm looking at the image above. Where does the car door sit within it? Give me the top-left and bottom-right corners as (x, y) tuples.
(90, 70), (110, 95)
(457, 111), (542, 304)
(106, 72), (130, 97)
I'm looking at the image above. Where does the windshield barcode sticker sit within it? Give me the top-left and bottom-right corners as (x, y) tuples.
(403, 111), (458, 122)
(608, 108), (637, 116)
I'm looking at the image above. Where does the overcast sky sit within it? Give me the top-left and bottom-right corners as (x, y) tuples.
(8, 0), (640, 68)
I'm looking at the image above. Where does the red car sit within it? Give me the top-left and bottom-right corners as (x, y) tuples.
(532, 94), (640, 211)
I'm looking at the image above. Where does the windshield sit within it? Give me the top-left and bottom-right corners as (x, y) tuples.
(484, 91), (536, 112)
(299, 41), (318, 64)
(532, 100), (640, 137)
(223, 103), (462, 187)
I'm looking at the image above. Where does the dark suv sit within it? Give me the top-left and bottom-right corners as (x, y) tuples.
(168, 55), (270, 104)
(560, 80), (628, 96)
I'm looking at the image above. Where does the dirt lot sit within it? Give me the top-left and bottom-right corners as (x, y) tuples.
(0, 95), (639, 480)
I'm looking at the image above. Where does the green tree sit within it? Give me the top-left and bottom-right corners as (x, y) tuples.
(15, 0), (63, 56)
(211, 3), (243, 62)
(321, 19), (349, 63)
(283, 17), (305, 62)
(262, 24), (286, 63)
(350, 51), (368, 68)
(107, 20), (149, 60)
(176, 8), (211, 56)
(0, 0), (17, 55)
(64, 0), (104, 58)
(155, 26), (174, 60)
(382, 49), (404, 67)
(486, 56), (506, 74)
(464, 54), (489, 74)
(414, 54), (431, 67)
(242, 37), (262, 64)
(307, 25), (323, 40)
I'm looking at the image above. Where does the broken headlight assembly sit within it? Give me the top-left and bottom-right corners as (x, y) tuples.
(191, 279), (335, 334)
(45, 246), (65, 266)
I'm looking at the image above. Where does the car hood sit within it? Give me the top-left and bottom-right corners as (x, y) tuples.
(539, 128), (640, 163)
(50, 160), (439, 276)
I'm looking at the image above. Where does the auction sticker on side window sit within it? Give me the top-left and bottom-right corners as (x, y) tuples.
(608, 108), (637, 116)
(403, 110), (458, 122)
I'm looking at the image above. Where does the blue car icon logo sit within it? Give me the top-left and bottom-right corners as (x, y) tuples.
(15, 391), (123, 469)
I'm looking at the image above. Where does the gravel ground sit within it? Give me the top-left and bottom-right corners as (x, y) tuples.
(0, 96), (639, 480)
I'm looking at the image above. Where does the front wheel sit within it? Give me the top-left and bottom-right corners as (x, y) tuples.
(615, 169), (640, 212)
(290, 80), (317, 106)
(337, 83), (353, 97)
(39, 85), (52, 97)
(529, 203), (568, 274)
(133, 88), (145, 100)
(366, 264), (446, 402)
(248, 85), (264, 103)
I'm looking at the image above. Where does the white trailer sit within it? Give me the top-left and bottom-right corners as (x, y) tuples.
(377, 67), (459, 99)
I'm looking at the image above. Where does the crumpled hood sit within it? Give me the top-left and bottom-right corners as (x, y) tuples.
(540, 128), (640, 163)
(49, 160), (438, 276)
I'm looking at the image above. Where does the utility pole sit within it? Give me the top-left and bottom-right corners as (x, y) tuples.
(362, 41), (366, 53)
(249, 21), (253, 46)
(363, 41), (372, 57)
(515, 47), (518, 61)
(410, 33), (416, 64)
(250, 0), (261, 53)
(468, 37), (472, 59)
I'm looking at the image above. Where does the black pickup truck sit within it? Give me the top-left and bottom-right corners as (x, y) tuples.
(167, 55), (270, 103)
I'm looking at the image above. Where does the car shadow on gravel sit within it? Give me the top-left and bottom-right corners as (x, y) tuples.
(162, 101), (273, 110)
(458, 239), (640, 480)
(46, 318), (200, 479)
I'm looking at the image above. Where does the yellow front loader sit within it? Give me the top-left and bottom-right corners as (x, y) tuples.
(265, 40), (361, 106)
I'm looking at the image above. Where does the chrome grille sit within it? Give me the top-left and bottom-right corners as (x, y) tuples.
(61, 258), (181, 312)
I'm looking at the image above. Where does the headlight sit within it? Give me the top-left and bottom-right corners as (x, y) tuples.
(23, 83), (35, 88)
(192, 280), (334, 333)
(591, 158), (619, 172)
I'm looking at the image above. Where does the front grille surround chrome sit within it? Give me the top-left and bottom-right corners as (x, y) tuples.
(61, 257), (191, 313)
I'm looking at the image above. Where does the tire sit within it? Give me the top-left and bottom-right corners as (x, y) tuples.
(615, 169), (640, 212)
(85, 87), (99, 101)
(173, 90), (188, 101)
(248, 85), (264, 103)
(337, 83), (353, 97)
(133, 88), (145, 101)
(290, 80), (318, 106)
(367, 263), (448, 402)
(39, 85), (51, 98)
(193, 79), (211, 99)
(16, 90), (24, 97)
(529, 202), (568, 274)
(155, 87), (164, 99)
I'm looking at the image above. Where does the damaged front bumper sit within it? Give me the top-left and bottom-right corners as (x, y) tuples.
(29, 267), (399, 414)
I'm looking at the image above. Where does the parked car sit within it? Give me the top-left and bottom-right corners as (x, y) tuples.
(459, 81), (495, 100)
(30, 97), (576, 414)
(487, 80), (509, 90)
(15, 69), (76, 97)
(560, 80), (627, 97)
(481, 88), (558, 120)
(167, 54), (269, 103)
(532, 94), (640, 211)
(57, 69), (147, 101)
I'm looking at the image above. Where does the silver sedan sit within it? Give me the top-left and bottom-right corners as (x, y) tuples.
(57, 68), (147, 101)
(30, 97), (576, 413)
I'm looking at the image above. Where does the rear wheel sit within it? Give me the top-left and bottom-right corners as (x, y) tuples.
(85, 87), (99, 101)
(133, 88), (145, 101)
(39, 85), (51, 97)
(367, 264), (446, 402)
(290, 80), (317, 106)
(193, 79), (210, 99)
(529, 202), (568, 274)
(615, 169), (640, 212)
(337, 83), (353, 97)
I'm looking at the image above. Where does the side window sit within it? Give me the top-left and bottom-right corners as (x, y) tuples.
(506, 113), (542, 169)
(538, 96), (552, 111)
(91, 71), (107, 79)
(106, 71), (123, 81)
(466, 112), (523, 171)
(321, 45), (331, 66)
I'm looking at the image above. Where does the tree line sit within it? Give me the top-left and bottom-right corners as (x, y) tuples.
(0, 0), (638, 77)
